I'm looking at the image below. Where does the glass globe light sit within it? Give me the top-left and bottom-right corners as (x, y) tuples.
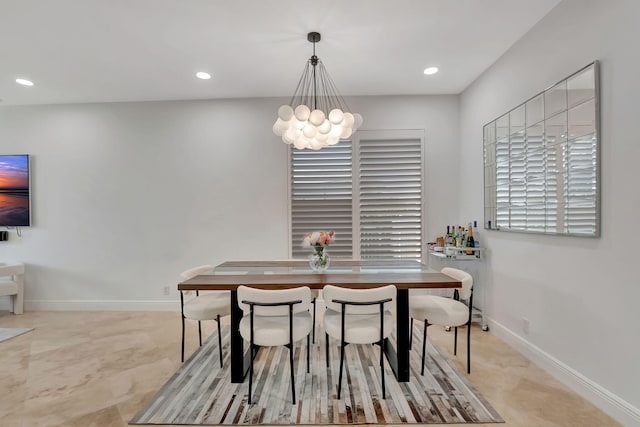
(309, 109), (325, 126)
(317, 119), (331, 134)
(316, 132), (329, 142)
(353, 113), (364, 129)
(294, 119), (306, 130)
(273, 122), (284, 136)
(294, 105), (311, 121)
(310, 139), (324, 150)
(342, 112), (355, 128)
(329, 124), (343, 138)
(293, 137), (308, 150)
(327, 135), (340, 145)
(278, 105), (294, 121)
(329, 108), (344, 124)
(285, 127), (299, 143)
(340, 127), (353, 139)
(302, 124), (317, 138)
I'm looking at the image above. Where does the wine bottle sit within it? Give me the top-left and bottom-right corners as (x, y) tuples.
(465, 222), (475, 255)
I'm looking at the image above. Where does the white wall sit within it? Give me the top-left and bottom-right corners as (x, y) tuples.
(459, 0), (640, 423)
(0, 94), (459, 309)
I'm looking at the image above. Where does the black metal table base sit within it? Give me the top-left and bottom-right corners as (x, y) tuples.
(230, 288), (412, 383)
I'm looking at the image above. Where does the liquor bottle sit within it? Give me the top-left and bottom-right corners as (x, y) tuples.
(465, 222), (475, 255)
(445, 225), (452, 246)
(473, 220), (479, 247)
(455, 226), (462, 247)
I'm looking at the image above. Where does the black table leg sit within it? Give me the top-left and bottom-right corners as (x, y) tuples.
(383, 288), (410, 382)
(230, 289), (247, 383)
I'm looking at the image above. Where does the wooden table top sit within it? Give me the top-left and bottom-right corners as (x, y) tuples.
(178, 259), (461, 291)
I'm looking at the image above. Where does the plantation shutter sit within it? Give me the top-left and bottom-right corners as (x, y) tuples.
(290, 141), (353, 258)
(357, 131), (424, 260)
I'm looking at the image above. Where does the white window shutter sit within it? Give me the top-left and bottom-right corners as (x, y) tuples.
(290, 141), (353, 258)
(357, 131), (424, 260)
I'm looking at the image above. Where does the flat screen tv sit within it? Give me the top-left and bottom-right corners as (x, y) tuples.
(0, 154), (31, 227)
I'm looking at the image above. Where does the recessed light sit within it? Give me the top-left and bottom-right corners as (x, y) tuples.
(16, 78), (34, 86)
(423, 67), (439, 76)
(196, 72), (211, 80)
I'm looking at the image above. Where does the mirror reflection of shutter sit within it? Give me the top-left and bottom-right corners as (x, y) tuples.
(290, 141), (353, 259)
(358, 133), (423, 260)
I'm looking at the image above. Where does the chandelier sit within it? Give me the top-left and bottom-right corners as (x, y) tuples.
(272, 32), (363, 150)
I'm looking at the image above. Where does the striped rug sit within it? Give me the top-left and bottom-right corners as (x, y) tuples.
(0, 327), (33, 343)
(131, 326), (503, 425)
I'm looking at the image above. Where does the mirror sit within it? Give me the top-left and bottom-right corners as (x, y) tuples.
(483, 61), (599, 237)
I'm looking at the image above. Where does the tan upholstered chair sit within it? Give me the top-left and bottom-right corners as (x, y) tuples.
(179, 265), (230, 365)
(237, 285), (312, 405)
(323, 284), (396, 399)
(409, 267), (473, 374)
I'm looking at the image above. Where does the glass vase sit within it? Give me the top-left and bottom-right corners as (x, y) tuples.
(309, 246), (330, 273)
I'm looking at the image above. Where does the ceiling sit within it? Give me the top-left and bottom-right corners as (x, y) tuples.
(0, 0), (562, 106)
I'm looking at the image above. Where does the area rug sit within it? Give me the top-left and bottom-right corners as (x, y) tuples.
(131, 326), (503, 425)
(0, 327), (33, 343)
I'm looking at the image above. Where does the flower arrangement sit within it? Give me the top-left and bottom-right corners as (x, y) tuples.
(302, 230), (334, 272)
(302, 230), (335, 249)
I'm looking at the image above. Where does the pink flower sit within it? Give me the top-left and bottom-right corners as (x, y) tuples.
(302, 230), (335, 248)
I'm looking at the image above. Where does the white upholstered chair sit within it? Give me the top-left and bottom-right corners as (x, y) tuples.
(179, 265), (230, 365)
(0, 263), (25, 314)
(322, 284), (396, 399)
(409, 267), (473, 374)
(237, 285), (312, 404)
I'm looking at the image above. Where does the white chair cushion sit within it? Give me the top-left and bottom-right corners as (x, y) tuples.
(183, 293), (230, 321)
(323, 309), (394, 344)
(409, 295), (469, 327)
(0, 280), (18, 296)
(239, 311), (312, 346)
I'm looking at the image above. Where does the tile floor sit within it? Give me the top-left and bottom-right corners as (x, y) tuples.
(0, 310), (620, 427)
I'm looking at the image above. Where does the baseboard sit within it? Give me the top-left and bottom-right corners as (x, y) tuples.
(487, 317), (640, 427)
(22, 299), (179, 312)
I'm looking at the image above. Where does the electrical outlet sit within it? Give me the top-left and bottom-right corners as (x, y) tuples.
(163, 286), (170, 296)
(522, 317), (530, 335)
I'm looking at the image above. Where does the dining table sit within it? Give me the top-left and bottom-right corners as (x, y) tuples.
(178, 259), (461, 383)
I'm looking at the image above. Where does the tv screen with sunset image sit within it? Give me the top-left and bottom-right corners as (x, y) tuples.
(0, 154), (31, 227)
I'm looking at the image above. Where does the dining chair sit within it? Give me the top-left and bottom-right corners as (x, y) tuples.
(237, 285), (313, 405)
(409, 267), (473, 374)
(179, 265), (230, 365)
(322, 284), (396, 399)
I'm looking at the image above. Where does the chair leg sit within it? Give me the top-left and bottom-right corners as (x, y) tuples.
(325, 333), (330, 368)
(409, 317), (413, 350)
(248, 344), (254, 404)
(312, 297), (317, 344)
(217, 315), (223, 368)
(467, 319), (471, 374)
(289, 345), (296, 405)
(337, 341), (345, 399)
(380, 339), (386, 399)
(307, 334), (310, 373)
(454, 326), (458, 355)
(421, 319), (427, 376)
(198, 321), (202, 347)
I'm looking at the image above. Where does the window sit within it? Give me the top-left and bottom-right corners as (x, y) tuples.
(290, 130), (425, 259)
